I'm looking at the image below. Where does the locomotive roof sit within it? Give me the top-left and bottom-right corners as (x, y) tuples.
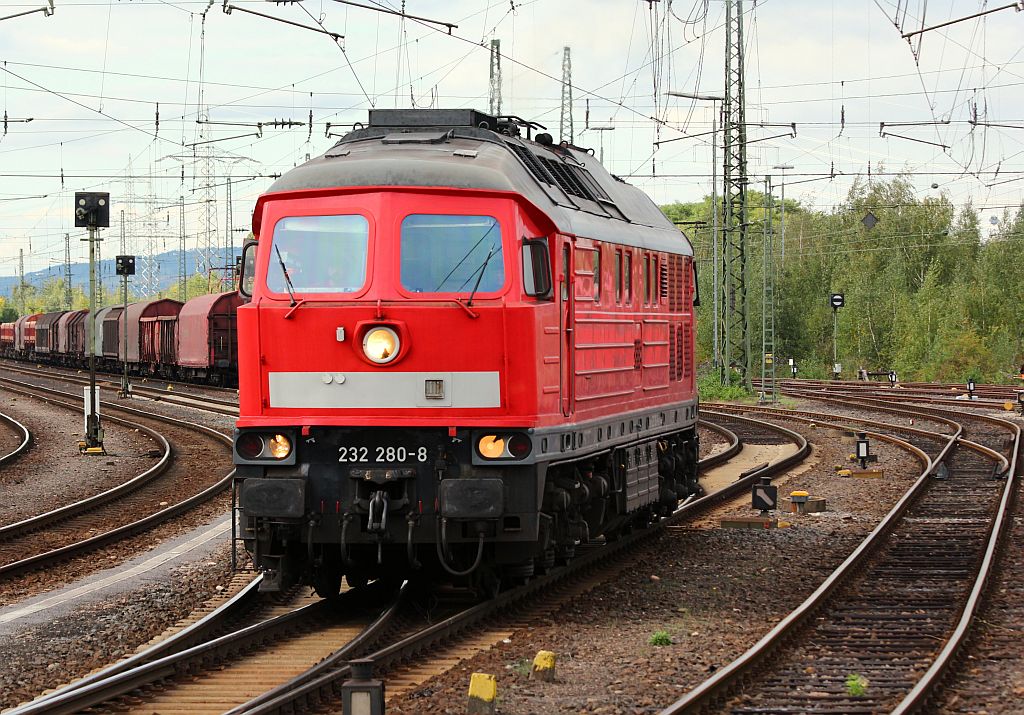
(262, 111), (692, 256)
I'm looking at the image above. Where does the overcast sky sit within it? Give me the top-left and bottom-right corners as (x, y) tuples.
(1, 0), (1023, 279)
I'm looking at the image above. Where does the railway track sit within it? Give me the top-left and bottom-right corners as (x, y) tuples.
(0, 361), (239, 416)
(0, 408), (32, 467)
(9, 413), (806, 714)
(769, 378), (1021, 412)
(0, 376), (234, 582)
(661, 391), (1020, 714)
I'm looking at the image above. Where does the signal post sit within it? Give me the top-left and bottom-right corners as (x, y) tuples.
(116, 255), (135, 397)
(76, 192), (109, 454)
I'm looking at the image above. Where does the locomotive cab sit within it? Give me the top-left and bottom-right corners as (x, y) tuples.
(233, 109), (699, 596)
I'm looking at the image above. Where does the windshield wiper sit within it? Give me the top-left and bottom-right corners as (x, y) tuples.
(463, 244), (496, 308)
(275, 245), (298, 307)
(433, 221), (499, 292)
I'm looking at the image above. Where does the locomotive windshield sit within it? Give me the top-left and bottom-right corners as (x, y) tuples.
(267, 214), (369, 294)
(400, 214), (504, 294)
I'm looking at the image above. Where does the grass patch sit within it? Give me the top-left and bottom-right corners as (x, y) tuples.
(845, 673), (869, 697)
(648, 630), (673, 646)
(698, 370), (753, 402)
(510, 658), (532, 677)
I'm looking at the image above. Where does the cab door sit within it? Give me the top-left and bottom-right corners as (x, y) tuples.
(559, 238), (575, 417)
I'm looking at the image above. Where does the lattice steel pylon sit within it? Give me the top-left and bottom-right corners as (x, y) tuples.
(64, 232), (73, 309)
(179, 196), (187, 301)
(720, 0), (750, 388)
(761, 177), (776, 402)
(488, 39), (502, 116)
(195, 6), (219, 277)
(18, 249), (25, 314)
(559, 46), (573, 144)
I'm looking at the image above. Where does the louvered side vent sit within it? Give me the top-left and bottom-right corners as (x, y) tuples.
(682, 258), (691, 310)
(507, 143), (556, 185)
(660, 263), (669, 299)
(682, 323), (693, 380)
(668, 255), (684, 312)
(669, 325), (678, 381)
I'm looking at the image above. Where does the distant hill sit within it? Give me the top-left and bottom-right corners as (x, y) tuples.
(0, 248), (238, 299)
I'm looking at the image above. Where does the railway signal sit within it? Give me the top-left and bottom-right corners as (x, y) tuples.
(751, 476), (778, 514)
(116, 255), (135, 398)
(967, 378), (976, 399)
(856, 432), (872, 470)
(830, 293), (844, 379)
(76, 191), (109, 454)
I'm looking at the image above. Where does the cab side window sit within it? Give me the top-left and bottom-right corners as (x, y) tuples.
(615, 250), (623, 304)
(625, 251), (633, 304)
(561, 244), (570, 301)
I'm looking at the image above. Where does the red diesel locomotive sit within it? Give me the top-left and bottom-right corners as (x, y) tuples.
(234, 109), (699, 595)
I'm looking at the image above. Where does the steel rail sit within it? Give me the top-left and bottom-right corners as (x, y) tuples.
(661, 385), (1022, 714)
(229, 411), (810, 715)
(709, 399), (1009, 475)
(780, 384), (1024, 713)
(785, 388), (1016, 474)
(7, 581), (403, 715)
(704, 401), (956, 455)
(10, 412), (802, 715)
(0, 356), (239, 396)
(0, 408), (32, 466)
(0, 384), (171, 543)
(660, 402), (953, 714)
(0, 376), (235, 579)
(0, 361), (239, 415)
(765, 378), (1018, 408)
(696, 418), (741, 470)
(13, 575), (264, 710)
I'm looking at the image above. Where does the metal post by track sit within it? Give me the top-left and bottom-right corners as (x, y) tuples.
(76, 191), (110, 454)
(116, 254), (135, 398)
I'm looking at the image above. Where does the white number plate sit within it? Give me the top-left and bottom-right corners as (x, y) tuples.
(338, 445), (429, 463)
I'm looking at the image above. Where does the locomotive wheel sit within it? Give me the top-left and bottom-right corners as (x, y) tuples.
(346, 571), (369, 590)
(472, 566), (502, 599)
(534, 547), (556, 574)
(311, 565), (343, 600)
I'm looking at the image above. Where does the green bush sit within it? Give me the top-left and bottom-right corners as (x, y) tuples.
(845, 673), (869, 697)
(648, 630), (673, 646)
(697, 369), (753, 402)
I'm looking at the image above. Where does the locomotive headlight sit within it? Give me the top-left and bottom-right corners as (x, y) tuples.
(363, 327), (400, 364)
(267, 433), (292, 459)
(476, 433), (532, 460)
(235, 431), (295, 463)
(477, 435), (506, 459)
(236, 433), (266, 460)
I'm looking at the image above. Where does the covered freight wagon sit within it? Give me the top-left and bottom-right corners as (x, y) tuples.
(60, 310), (89, 362)
(13, 316), (28, 353)
(21, 313), (42, 354)
(100, 306), (123, 360)
(92, 307), (114, 359)
(132, 299), (183, 371)
(176, 291), (241, 385)
(56, 309), (83, 355)
(0, 323), (14, 353)
(35, 311), (67, 354)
